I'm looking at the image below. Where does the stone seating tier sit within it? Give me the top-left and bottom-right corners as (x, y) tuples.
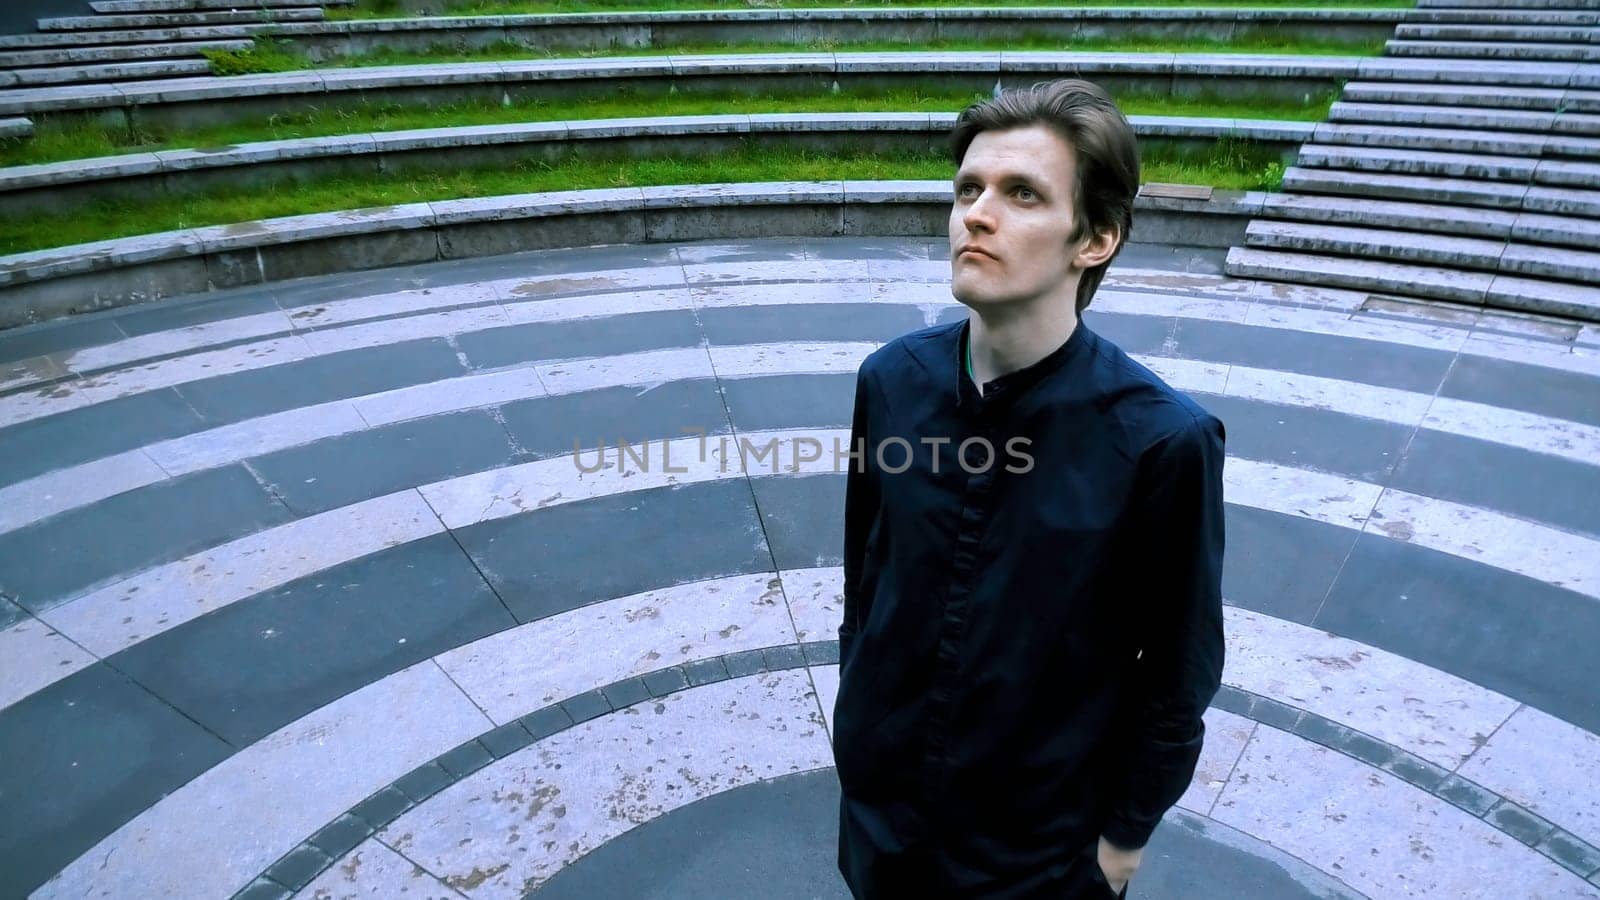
(0, 39), (253, 68)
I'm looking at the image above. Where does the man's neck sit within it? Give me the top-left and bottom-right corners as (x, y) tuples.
(967, 299), (1079, 389)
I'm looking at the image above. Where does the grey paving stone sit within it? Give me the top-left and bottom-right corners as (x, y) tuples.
(393, 761), (452, 803)
(1224, 507), (1359, 625)
(1196, 393), (1411, 486)
(1380, 753), (1450, 793)
(762, 644), (806, 671)
(449, 479), (773, 623)
(1173, 316), (1453, 396)
(1435, 773), (1500, 817)
(560, 688), (612, 724)
(1317, 533), (1600, 735)
(697, 302), (925, 347)
(455, 309), (701, 371)
(746, 474), (845, 572)
(642, 666), (691, 697)
(1246, 696), (1304, 733)
(0, 463), (291, 613)
(1538, 829), (1600, 878)
(0, 314), (125, 366)
(1487, 799), (1558, 846)
(104, 289), (283, 338)
(722, 647), (770, 678)
(600, 675), (653, 711)
(1390, 429), (1600, 538)
(498, 378), (730, 463)
(173, 337), (469, 425)
(350, 785), (413, 828)
(801, 640), (840, 665)
(518, 704), (575, 740)
(1439, 353), (1600, 428)
(309, 813), (374, 860)
(234, 879), (292, 900)
(0, 387), (208, 488)
(111, 534), (514, 745)
(249, 409), (520, 515)
(479, 720), (535, 759)
(720, 373), (853, 433)
(263, 843), (332, 891)
(683, 655), (730, 687)
(0, 664), (232, 899)
(1210, 684), (1255, 718)
(437, 740), (494, 779)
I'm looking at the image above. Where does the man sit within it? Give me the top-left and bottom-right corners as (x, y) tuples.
(832, 79), (1227, 899)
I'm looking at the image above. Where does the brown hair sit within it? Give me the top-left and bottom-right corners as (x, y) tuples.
(950, 79), (1140, 314)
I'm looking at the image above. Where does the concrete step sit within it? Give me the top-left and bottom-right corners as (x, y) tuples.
(8, 57), (212, 85)
(37, 8), (322, 29)
(1224, 246), (1600, 321)
(1338, 80), (1570, 110)
(1394, 23), (1600, 41)
(0, 25), (257, 48)
(1416, 0), (1600, 8)
(1312, 122), (1555, 157)
(1297, 143), (1537, 182)
(1406, 10), (1600, 25)
(1385, 39), (1599, 61)
(1280, 167), (1531, 210)
(1329, 101), (1600, 136)
(1524, 185), (1600, 217)
(1262, 193), (1598, 249)
(0, 117), (33, 139)
(1538, 159), (1600, 189)
(0, 39), (247, 67)
(92, 0), (348, 11)
(1512, 210), (1600, 247)
(1245, 219), (1600, 282)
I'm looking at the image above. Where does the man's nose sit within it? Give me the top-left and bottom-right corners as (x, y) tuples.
(963, 190), (996, 231)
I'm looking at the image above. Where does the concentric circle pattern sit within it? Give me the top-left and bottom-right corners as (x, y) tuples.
(3, 237), (1600, 900)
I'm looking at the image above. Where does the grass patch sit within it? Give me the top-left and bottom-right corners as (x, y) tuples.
(204, 30), (1385, 75)
(0, 85), (1336, 168)
(0, 140), (1286, 255)
(336, 0), (1414, 18)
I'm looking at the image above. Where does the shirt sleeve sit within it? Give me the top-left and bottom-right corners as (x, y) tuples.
(1100, 413), (1227, 851)
(840, 363), (881, 662)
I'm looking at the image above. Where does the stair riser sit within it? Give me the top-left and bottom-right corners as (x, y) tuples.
(1258, 201), (1515, 241)
(0, 41), (246, 67)
(37, 8), (321, 29)
(1226, 252), (1493, 305)
(9, 60), (212, 86)
(1298, 150), (1535, 183)
(1244, 228), (1502, 273)
(1385, 41), (1599, 61)
(1280, 171), (1529, 211)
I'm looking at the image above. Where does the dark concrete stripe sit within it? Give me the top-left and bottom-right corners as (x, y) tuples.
(1442, 353), (1600, 431)
(233, 642), (1600, 899)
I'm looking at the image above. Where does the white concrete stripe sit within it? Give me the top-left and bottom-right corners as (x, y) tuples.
(433, 572), (800, 725)
(8, 336), (1600, 542)
(372, 670), (833, 899)
(33, 490), (442, 659)
(0, 613), (96, 711)
(12, 428), (1600, 720)
(294, 838), (459, 898)
(1210, 725), (1600, 899)
(1366, 489), (1599, 599)
(35, 660), (494, 900)
(62, 309), (299, 374)
(40, 569), (1599, 899)
(1458, 704), (1600, 850)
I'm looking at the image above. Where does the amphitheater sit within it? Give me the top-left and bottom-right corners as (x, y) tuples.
(0, 0), (1597, 896)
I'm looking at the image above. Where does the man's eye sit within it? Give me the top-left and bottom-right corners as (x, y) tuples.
(1016, 187), (1036, 200)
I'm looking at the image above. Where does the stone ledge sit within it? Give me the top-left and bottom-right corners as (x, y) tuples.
(0, 180), (1262, 327)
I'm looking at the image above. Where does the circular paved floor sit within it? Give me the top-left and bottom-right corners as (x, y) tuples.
(1, 236), (1598, 900)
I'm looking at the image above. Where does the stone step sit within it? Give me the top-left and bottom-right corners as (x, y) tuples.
(0, 117), (33, 139)
(1328, 101), (1600, 136)
(8, 57), (212, 85)
(1244, 219), (1600, 282)
(92, 0), (348, 11)
(1385, 39), (1599, 61)
(1297, 143), (1538, 182)
(1224, 246), (1600, 320)
(1312, 122), (1569, 157)
(1337, 81), (1597, 111)
(37, 8), (321, 29)
(0, 25), (257, 48)
(1406, 9), (1600, 25)
(0, 39), (247, 67)
(1280, 167), (1530, 210)
(1260, 193), (1600, 249)
(1416, 0), (1600, 8)
(1394, 23), (1600, 41)
(1525, 184), (1600, 217)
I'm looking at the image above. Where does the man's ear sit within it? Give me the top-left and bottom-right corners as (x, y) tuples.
(1071, 224), (1122, 270)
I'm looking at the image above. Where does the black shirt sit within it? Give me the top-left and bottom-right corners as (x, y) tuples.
(833, 315), (1227, 898)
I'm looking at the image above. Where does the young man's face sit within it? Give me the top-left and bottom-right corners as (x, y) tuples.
(948, 123), (1103, 316)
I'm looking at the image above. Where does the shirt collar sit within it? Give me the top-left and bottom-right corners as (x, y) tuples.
(953, 315), (1093, 411)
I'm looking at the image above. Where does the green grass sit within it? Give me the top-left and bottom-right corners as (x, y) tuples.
(334, 0), (1414, 18)
(0, 86), (1337, 168)
(0, 140), (1286, 255)
(205, 30), (1386, 75)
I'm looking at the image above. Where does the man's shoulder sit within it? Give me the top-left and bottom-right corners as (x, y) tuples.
(860, 319), (962, 382)
(1088, 331), (1223, 449)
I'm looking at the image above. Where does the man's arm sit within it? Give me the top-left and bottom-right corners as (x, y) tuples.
(1101, 413), (1227, 851)
(839, 364), (881, 662)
